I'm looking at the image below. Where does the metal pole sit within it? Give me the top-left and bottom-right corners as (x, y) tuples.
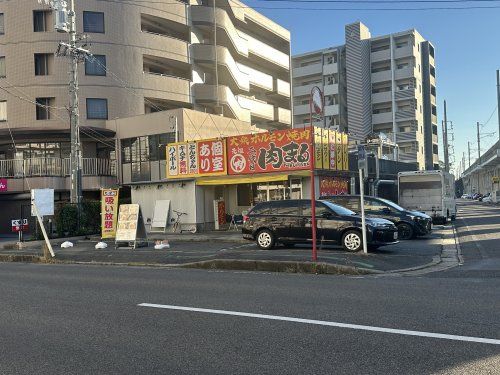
(443, 100), (449, 172)
(497, 70), (500, 142)
(309, 102), (317, 262)
(359, 168), (368, 254)
(69, 0), (81, 206)
(468, 141), (471, 169)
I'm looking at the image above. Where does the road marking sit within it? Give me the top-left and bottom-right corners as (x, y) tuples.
(138, 303), (500, 345)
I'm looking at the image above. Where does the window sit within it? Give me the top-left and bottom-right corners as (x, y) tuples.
(83, 11), (105, 33)
(33, 10), (49, 32)
(273, 201), (300, 216)
(0, 13), (4, 35)
(85, 55), (106, 76)
(36, 97), (53, 120)
(0, 101), (6, 121)
(86, 98), (108, 119)
(302, 202), (330, 217)
(364, 199), (389, 214)
(0, 56), (5, 77)
(34, 53), (51, 75)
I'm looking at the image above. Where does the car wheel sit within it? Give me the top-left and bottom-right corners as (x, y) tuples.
(342, 230), (363, 252)
(397, 222), (414, 240)
(256, 229), (275, 250)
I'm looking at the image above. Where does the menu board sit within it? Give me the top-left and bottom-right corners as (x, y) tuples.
(116, 204), (141, 242)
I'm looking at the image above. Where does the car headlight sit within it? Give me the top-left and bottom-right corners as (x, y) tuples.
(408, 215), (416, 221)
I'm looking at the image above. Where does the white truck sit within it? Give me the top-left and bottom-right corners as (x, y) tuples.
(398, 170), (456, 224)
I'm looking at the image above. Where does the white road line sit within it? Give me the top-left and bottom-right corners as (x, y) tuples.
(138, 303), (500, 345)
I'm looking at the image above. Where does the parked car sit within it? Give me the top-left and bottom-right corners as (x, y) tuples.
(481, 193), (492, 203)
(472, 193), (483, 200)
(461, 194), (469, 199)
(321, 195), (432, 240)
(242, 199), (398, 252)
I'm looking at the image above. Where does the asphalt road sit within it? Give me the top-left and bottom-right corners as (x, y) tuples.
(0, 201), (499, 374)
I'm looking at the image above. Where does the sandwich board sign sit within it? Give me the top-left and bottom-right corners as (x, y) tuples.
(115, 204), (148, 249)
(150, 200), (171, 233)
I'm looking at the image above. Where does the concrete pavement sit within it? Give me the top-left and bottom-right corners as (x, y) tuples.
(0, 227), (449, 274)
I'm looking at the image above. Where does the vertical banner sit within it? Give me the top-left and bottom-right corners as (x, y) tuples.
(329, 130), (337, 170)
(167, 144), (179, 177)
(314, 127), (323, 169)
(341, 133), (349, 170)
(187, 141), (198, 175)
(321, 129), (329, 169)
(101, 188), (119, 239)
(335, 131), (343, 172)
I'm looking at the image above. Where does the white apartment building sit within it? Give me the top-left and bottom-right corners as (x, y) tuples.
(0, 0), (291, 233)
(293, 22), (438, 170)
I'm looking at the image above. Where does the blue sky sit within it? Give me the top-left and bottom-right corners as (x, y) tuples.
(244, 1), (500, 173)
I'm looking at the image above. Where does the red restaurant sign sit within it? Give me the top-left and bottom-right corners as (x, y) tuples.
(0, 178), (7, 192)
(319, 177), (349, 197)
(227, 128), (312, 175)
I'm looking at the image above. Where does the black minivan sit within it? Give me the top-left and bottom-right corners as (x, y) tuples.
(321, 195), (432, 240)
(242, 199), (398, 252)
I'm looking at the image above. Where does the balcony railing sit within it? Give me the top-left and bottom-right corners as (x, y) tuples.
(0, 158), (116, 178)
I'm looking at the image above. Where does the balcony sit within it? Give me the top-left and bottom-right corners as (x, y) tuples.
(0, 158), (117, 192)
(395, 66), (415, 80)
(396, 132), (417, 143)
(431, 94), (436, 105)
(274, 107), (291, 127)
(394, 45), (414, 59)
(432, 114), (438, 124)
(396, 109), (416, 121)
(293, 83), (320, 97)
(322, 63), (338, 75)
(237, 95), (274, 121)
(294, 103), (310, 116)
(372, 91), (392, 104)
(274, 79), (290, 98)
(432, 134), (438, 144)
(324, 83), (339, 96)
(239, 64), (273, 91)
(395, 88), (415, 101)
(191, 6), (248, 58)
(243, 32), (290, 70)
(293, 63), (322, 78)
(193, 84), (251, 122)
(372, 112), (393, 124)
(139, 32), (189, 64)
(371, 48), (390, 63)
(371, 70), (392, 83)
(142, 72), (191, 104)
(191, 44), (250, 92)
(324, 104), (339, 116)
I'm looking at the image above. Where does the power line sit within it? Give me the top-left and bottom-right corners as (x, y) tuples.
(96, 0), (500, 10)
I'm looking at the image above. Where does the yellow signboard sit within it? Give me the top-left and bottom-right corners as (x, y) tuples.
(341, 132), (349, 171)
(493, 176), (500, 183)
(101, 188), (119, 239)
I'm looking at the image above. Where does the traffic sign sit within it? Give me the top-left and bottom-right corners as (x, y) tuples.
(357, 145), (366, 170)
(11, 219), (29, 232)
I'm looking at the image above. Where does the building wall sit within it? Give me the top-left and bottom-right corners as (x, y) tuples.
(291, 22), (438, 169)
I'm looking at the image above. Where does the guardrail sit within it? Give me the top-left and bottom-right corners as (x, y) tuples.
(0, 158), (116, 178)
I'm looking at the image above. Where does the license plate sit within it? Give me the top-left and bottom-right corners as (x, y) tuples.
(393, 232), (398, 240)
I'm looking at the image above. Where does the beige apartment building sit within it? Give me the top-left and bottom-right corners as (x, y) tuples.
(0, 0), (291, 233)
(292, 22), (438, 170)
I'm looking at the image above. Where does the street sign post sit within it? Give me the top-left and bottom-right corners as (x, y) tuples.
(358, 145), (368, 255)
(11, 219), (29, 243)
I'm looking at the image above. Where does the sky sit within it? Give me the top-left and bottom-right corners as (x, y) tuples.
(243, 0), (500, 174)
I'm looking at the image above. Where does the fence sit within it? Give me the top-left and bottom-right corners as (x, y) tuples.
(0, 158), (116, 178)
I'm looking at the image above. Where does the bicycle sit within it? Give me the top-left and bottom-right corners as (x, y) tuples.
(171, 210), (197, 233)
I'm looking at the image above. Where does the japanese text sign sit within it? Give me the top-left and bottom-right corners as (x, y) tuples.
(11, 219), (28, 233)
(167, 139), (226, 178)
(227, 128), (312, 174)
(101, 188), (119, 239)
(319, 177), (349, 197)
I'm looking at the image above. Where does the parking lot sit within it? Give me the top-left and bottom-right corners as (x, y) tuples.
(0, 226), (446, 273)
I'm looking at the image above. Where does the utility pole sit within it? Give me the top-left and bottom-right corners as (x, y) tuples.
(40, 0), (90, 207)
(468, 141), (471, 168)
(442, 100), (450, 172)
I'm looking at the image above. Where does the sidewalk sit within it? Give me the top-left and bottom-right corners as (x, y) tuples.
(0, 227), (453, 275)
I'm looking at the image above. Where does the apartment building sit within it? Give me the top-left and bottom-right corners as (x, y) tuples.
(0, 0), (291, 232)
(292, 22), (438, 170)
